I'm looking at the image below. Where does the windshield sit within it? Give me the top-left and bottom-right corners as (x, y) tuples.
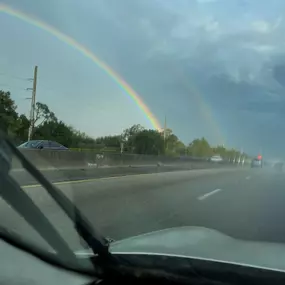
(0, 142), (94, 251)
(0, 137), (106, 274)
(2, 0), (285, 276)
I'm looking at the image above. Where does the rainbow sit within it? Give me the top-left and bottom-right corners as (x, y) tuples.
(0, 3), (162, 131)
(182, 80), (225, 145)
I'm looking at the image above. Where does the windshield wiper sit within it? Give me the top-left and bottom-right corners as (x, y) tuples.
(0, 170), (77, 261)
(0, 132), (111, 261)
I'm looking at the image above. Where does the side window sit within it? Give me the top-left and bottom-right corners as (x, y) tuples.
(38, 141), (50, 149)
(50, 141), (61, 148)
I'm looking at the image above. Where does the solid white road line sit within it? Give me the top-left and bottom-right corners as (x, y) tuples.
(197, 189), (222, 201)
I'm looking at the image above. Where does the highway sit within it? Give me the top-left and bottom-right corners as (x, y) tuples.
(2, 167), (285, 252)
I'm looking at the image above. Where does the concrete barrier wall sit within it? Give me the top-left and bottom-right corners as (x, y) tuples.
(12, 149), (94, 169)
(12, 149), (237, 170)
(10, 149), (245, 185)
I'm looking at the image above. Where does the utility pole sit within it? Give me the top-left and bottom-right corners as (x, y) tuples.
(27, 66), (38, 141)
(163, 115), (167, 153)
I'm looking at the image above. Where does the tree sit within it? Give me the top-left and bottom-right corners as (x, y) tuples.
(94, 135), (121, 148)
(0, 90), (18, 134)
(122, 124), (144, 140)
(188, 137), (213, 157)
(133, 129), (164, 155)
(212, 145), (227, 158)
(27, 102), (58, 140)
(163, 128), (183, 155)
(174, 140), (186, 156)
(69, 127), (95, 148)
(122, 124), (145, 152)
(14, 114), (30, 143)
(0, 89), (250, 156)
(226, 148), (243, 161)
(34, 120), (74, 147)
(34, 102), (57, 128)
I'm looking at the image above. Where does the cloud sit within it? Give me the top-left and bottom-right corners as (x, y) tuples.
(242, 43), (277, 54)
(252, 21), (273, 34)
(242, 100), (285, 114)
(251, 17), (282, 34)
(90, 1), (285, 103)
(273, 63), (285, 87)
(3, 0), (285, 156)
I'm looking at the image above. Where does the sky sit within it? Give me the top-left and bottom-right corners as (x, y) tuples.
(1, 0), (285, 158)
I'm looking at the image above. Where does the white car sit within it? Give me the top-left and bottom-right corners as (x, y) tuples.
(210, 155), (223, 162)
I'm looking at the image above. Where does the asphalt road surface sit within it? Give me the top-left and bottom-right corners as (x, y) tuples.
(1, 167), (285, 252)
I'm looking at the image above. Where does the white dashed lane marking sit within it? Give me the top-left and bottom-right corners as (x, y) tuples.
(197, 189), (222, 201)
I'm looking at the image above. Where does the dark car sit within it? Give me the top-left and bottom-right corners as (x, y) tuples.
(18, 140), (68, 150)
(251, 158), (262, 168)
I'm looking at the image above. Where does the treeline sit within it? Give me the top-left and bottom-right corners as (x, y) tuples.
(1, 90), (247, 159)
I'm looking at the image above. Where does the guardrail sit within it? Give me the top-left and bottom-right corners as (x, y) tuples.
(12, 149), (246, 170)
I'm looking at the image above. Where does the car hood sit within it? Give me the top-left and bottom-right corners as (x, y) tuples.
(106, 226), (285, 271)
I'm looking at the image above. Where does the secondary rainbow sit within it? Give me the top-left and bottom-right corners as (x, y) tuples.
(0, 3), (162, 131)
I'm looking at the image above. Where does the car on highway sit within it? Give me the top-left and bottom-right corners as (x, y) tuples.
(251, 158), (262, 168)
(1, 132), (285, 285)
(18, 140), (68, 150)
(209, 155), (223, 163)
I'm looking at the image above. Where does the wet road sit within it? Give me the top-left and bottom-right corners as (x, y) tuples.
(1, 167), (285, 251)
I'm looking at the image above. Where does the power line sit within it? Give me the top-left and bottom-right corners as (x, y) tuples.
(0, 83), (29, 91)
(0, 72), (30, 81)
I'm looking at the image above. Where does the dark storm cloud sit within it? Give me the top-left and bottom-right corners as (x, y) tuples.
(273, 63), (285, 88)
(80, 0), (285, 156)
(241, 100), (285, 114)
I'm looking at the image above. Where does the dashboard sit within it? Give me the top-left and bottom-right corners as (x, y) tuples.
(0, 239), (92, 285)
